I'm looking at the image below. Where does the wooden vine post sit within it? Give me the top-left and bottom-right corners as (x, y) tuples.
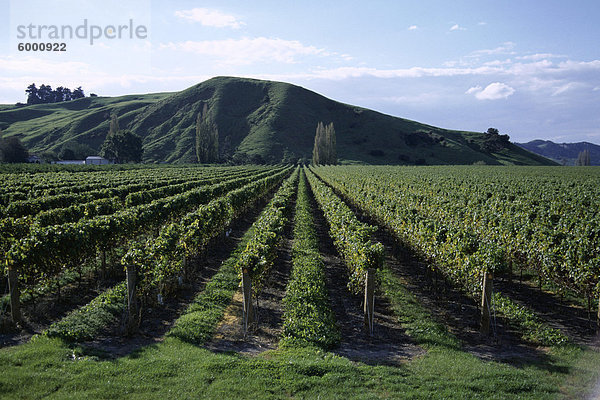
(480, 271), (493, 336)
(364, 268), (375, 336)
(242, 268), (253, 334)
(597, 293), (600, 332)
(126, 264), (138, 334)
(7, 265), (21, 324)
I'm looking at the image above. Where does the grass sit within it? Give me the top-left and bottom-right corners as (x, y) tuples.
(44, 282), (127, 342)
(280, 169), (339, 349)
(168, 218), (256, 344)
(1, 76), (556, 165)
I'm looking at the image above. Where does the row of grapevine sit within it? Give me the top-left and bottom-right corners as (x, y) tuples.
(40, 167), (293, 340)
(305, 167), (383, 334)
(1, 168), (278, 245)
(0, 165), (251, 201)
(314, 166), (600, 298)
(305, 167), (383, 294)
(0, 167), (208, 204)
(234, 168), (300, 331)
(312, 165), (600, 334)
(126, 167), (294, 294)
(0, 168), (270, 254)
(1, 167), (261, 217)
(3, 166), (289, 323)
(118, 167), (294, 332)
(281, 169), (339, 349)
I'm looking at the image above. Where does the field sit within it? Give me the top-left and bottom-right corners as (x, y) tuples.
(1, 164), (599, 399)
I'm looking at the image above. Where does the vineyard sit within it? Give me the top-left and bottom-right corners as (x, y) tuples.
(1, 164), (599, 399)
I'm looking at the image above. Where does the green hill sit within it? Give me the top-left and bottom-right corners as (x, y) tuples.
(0, 76), (556, 165)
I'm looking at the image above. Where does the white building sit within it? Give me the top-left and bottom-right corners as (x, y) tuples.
(85, 156), (110, 165)
(55, 160), (85, 165)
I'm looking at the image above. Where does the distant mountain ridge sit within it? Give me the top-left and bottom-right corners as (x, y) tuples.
(516, 140), (600, 166)
(0, 76), (556, 165)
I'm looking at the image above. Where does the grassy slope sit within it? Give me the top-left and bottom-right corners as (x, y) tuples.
(0, 76), (556, 165)
(0, 93), (172, 155)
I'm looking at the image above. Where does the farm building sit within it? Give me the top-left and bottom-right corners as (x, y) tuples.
(85, 156), (110, 165)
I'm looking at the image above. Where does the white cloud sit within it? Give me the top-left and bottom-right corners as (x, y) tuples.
(385, 93), (440, 104)
(159, 37), (325, 65)
(466, 82), (515, 100)
(552, 82), (579, 96)
(302, 65), (500, 80)
(469, 42), (516, 57)
(517, 53), (565, 61)
(450, 24), (466, 31)
(478, 22), (487, 26)
(483, 59), (512, 66)
(174, 8), (245, 29)
(408, 25), (418, 30)
(465, 85), (482, 94)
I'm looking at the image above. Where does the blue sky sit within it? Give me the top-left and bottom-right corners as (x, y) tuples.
(1, 0), (600, 144)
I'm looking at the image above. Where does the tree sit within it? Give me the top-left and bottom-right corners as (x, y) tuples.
(325, 122), (337, 164)
(100, 114), (142, 163)
(25, 83), (40, 104)
(72, 86), (85, 99)
(0, 137), (29, 163)
(312, 122), (325, 165)
(38, 84), (53, 103)
(58, 147), (76, 160)
(54, 86), (66, 102)
(109, 113), (120, 136)
(24, 83), (84, 104)
(195, 103), (219, 163)
(312, 121), (337, 165)
(576, 149), (591, 166)
(63, 88), (73, 101)
(100, 130), (142, 163)
(486, 127), (499, 135)
(59, 142), (95, 160)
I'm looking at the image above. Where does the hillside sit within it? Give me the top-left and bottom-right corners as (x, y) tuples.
(0, 76), (555, 165)
(517, 140), (600, 165)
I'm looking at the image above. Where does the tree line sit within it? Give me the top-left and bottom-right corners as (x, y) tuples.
(25, 83), (87, 105)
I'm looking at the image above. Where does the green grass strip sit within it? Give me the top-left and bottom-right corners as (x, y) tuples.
(44, 282), (127, 342)
(493, 293), (570, 346)
(167, 225), (255, 345)
(281, 169), (340, 349)
(378, 268), (460, 351)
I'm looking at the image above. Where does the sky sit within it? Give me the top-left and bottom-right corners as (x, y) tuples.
(1, 0), (600, 144)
